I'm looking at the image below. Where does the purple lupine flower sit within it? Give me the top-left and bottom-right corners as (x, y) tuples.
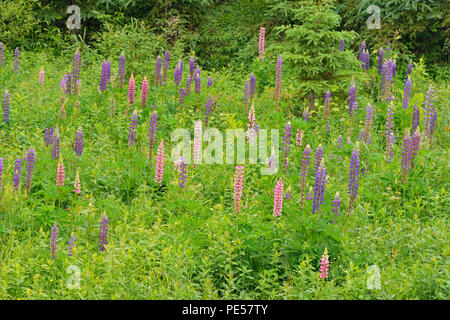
(385, 102), (395, 160)
(100, 60), (111, 92)
(62, 72), (72, 95)
(174, 59), (183, 87)
(274, 54), (282, 105)
(148, 111), (158, 161)
(72, 48), (81, 93)
(282, 122), (292, 172)
(98, 213), (109, 252)
(0, 42), (4, 67)
(194, 73), (201, 93)
(75, 126), (84, 156)
(411, 128), (421, 168)
(303, 108), (309, 121)
(155, 55), (162, 87)
(204, 94), (214, 127)
(402, 76), (412, 110)
(3, 90), (10, 124)
(401, 129), (413, 181)
(424, 85), (436, 143)
(411, 104), (420, 133)
(284, 189), (293, 200)
(51, 128), (60, 160)
(13, 157), (22, 192)
(185, 75), (192, 96)
(313, 144), (324, 175)
(324, 90), (331, 120)
(348, 78), (356, 116)
(163, 51), (170, 85)
(50, 223), (58, 259)
(381, 59), (394, 99)
(337, 135), (342, 149)
(249, 73), (256, 103)
(406, 60), (413, 76)
(348, 143), (360, 212)
(128, 110), (138, 147)
(392, 60), (397, 79)
(361, 104), (373, 144)
(312, 159), (326, 214)
(118, 52), (126, 88)
(14, 47), (19, 73)
(189, 56), (195, 77)
(68, 233), (76, 256)
(195, 66), (201, 77)
(207, 76), (213, 89)
(358, 41), (366, 64)
(377, 47), (383, 75)
(178, 157), (187, 188)
(179, 87), (185, 106)
(244, 79), (250, 114)
(24, 146), (35, 194)
(44, 127), (54, 147)
(299, 145), (311, 209)
(332, 192), (341, 218)
(339, 39), (345, 51)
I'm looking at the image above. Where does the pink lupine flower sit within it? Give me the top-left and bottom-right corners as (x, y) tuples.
(154, 139), (165, 186)
(141, 76), (148, 108)
(273, 178), (283, 217)
(39, 67), (44, 85)
(233, 166), (244, 214)
(258, 27), (265, 61)
(247, 105), (257, 143)
(296, 128), (303, 146)
(56, 156), (65, 186)
(128, 74), (135, 105)
(73, 170), (81, 194)
(319, 247), (329, 279)
(193, 120), (202, 167)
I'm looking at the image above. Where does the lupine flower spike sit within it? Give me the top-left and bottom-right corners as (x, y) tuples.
(14, 47), (20, 73)
(273, 178), (283, 217)
(178, 157), (187, 188)
(296, 129), (304, 146)
(313, 144), (324, 175)
(128, 74), (135, 106)
(163, 51), (169, 85)
(51, 128), (60, 160)
(406, 60), (413, 76)
(73, 170), (81, 194)
(332, 192), (341, 219)
(339, 39), (345, 51)
(282, 122), (292, 172)
(174, 59), (183, 87)
(24, 146), (35, 194)
(50, 223), (58, 259)
(118, 52), (126, 88)
(56, 156), (65, 186)
(72, 48), (81, 93)
(155, 56), (161, 86)
(258, 27), (265, 61)
(359, 104), (373, 144)
(207, 77), (213, 89)
(185, 75), (192, 96)
(247, 105), (257, 143)
(312, 158), (326, 214)
(424, 85), (437, 144)
(13, 158), (22, 193)
(377, 47), (383, 75)
(401, 129), (413, 182)
(194, 73), (201, 93)
(179, 88), (186, 107)
(348, 142), (360, 213)
(249, 73), (256, 104)
(128, 110), (138, 147)
(68, 233), (76, 256)
(402, 76), (412, 110)
(141, 76), (148, 108)
(154, 139), (165, 186)
(299, 145), (311, 209)
(319, 248), (329, 279)
(234, 166), (244, 214)
(385, 102), (395, 160)
(193, 120), (202, 167)
(99, 213), (109, 252)
(189, 56), (195, 78)
(411, 104), (420, 133)
(274, 55), (282, 106)
(75, 126), (84, 156)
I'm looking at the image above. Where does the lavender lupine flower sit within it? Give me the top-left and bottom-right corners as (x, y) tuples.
(361, 104), (373, 145)
(0, 42), (4, 67)
(402, 76), (412, 110)
(162, 51), (169, 85)
(348, 78), (356, 116)
(411, 104), (420, 134)
(312, 159), (326, 214)
(381, 59), (394, 99)
(411, 127), (421, 168)
(299, 145), (311, 209)
(148, 111), (158, 161)
(339, 39), (345, 51)
(337, 135), (342, 149)
(179, 88), (186, 107)
(259, 27), (266, 60)
(273, 178), (283, 217)
(185, 75), (192, 96)
(385, 102), (395, 159)
(118, 52), (126, 88)
(174, 59), (183, 87)
(424, 85), (437, 143)
(377, 47), (384, 75)
(44, 127), (54, 147)
(14, 47), (19, 73)
(406, 60), (413, 76)
(207, 77), (213, 89)
(249, 73), (256, 103)
(24, 146), (36, 194)
(243, 79), (250, 114)
(98, 213), (109, 252)
(282, 122), (292, 172)
(72, 48), (81, 93)
(358, 41), (366, 64)
(155, 55), (162, 87)
(401, 129), (413, 181)
(128, 110), (138, 147)
(274, 54), (282, 106)
(194, 73), (201, 93)
(284, 189), (293, 200)
(313, 144), (324, 175)
(141, 76), (148, 108)
(68, 233), (76, 256)
(189, 56), (195, 77)
(100, 60), (111, 92)
(302, 108), (309, 121)
(332, 192), (341, 218)
(3, 90), (10, 124)
(128, 74), (135, 106)
(177, 156), (187, 188)
(204, 95), (213, 127)
(348, 142), (360, 213)
(75, 126), (84, 156)
(51, 128), (60, 160)
(324, 90), (331, 120)
(50, 223), (58, 259)
(13, 158), (22, 192)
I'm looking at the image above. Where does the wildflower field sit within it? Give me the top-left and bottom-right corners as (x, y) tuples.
(0, 3), (449, 301)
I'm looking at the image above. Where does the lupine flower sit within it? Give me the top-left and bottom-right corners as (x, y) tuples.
(204, 94), (213, 127)
(24, 147), (35, 194)
(68, 233), (76, 256)
(0, 42), (4, 67)
(155, 56), (162, 86)
(406, 60), (413, 76)
(128, 74), (135, 105)
(98, 213), (109, 252)
(274, 54), (282, 105)
(284, 189), (293, 200)
(361, 104), (373, 144)
(258, 27), (265, 60)
(306, 186), (314, 200)
(377, 47), (384, 75)
(339, 39), (344, 51)
(179, 87), (186, 107)
(385, 102), (395, 160)
(247, 105), (257, 143)
(154, 140), (165, 186)
(282, 122), (292, 172)
(140, 76), (148, 108)
(75, 126), (84, 156)
(424, 85), (436, 143)
(14, 47), (19, 73)
(189, 56), (195, 77)
(249, 73), (256, 103)
(193, 120), (202, 167)
(411, 127), (421, 168)
(381, 59), (395, 99)
(118, 52), (126, 88)
(3, 90), (10, 124)
(56, 156), (65, 186)
(194, 73), (201, 93)
(243, 79), (250, 114)
(73, 170), (81, 194)
(233, 165), (244, 214)
(313, 144), (324, 175)
(312, 158), (326, 214)
(332, 192), (341, 218)
(100, 60), (111, 93)
(319, 248), (329, 279)
(50, 223), (58, 259)
(175, 156), (187, 188)
(195, 66), (201, 77)
(51, 128), (60, 160)
(303, 108), (309, 121)
(392, 60), (397, 79)
(323, 91), (331, 120)
(348, 142), (360, 212)
(148, 111), (158, 160)
(296, 129), (304, 146)
(39, 67), (45, 85)
(299, 145), (311, 209)
(401, 129), (413, 181)
(163, 51), (170, 85)
(411, 104), (420, 133)
(174, 59), (183, 87)
(273, 178), (283, 217)
(13, 158), (22, 192)
(402, 76), (412, 110)
(348, 78), (356, 116)
(358, 41), (366, 64)
(185, 75), (192, 96)
(72, 48), (81, 93)
(207, 77), (213, 88)
(337, 135), (342, 149)
(128, 110), (138, 147)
